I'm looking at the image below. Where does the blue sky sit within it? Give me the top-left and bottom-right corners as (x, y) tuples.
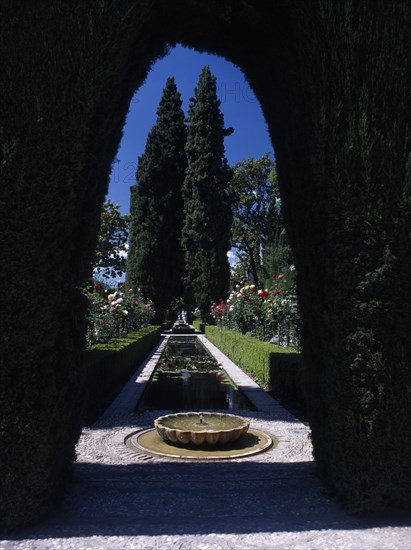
(107, 44), (274, 214)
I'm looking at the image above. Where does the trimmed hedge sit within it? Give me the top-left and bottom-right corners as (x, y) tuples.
(0, 0), (409, 531)
(202, 325), (285, 388)
(84, 326), (162, 424)
(203, 326), (306, 411)
(269, 351), (308, 417)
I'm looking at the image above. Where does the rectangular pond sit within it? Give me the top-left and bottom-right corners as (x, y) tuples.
(136, 336), (254, 411)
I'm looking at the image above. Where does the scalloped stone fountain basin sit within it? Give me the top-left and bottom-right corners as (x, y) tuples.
(154, 412), (250, 446)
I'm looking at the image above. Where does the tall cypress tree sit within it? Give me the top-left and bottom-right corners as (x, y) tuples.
(127, 77), (186, 322)
(181, 66), (233, 320)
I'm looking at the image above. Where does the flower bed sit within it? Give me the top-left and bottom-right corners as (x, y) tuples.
(84, 282), (155, 346)
(210, 272), (300, 346)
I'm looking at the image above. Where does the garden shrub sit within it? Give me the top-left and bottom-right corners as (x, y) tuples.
(292, 2), (411, 511)
(269, 352), (307, 412)
(210, 274), (300, 345)
(204, 324), (307, 418)
(0, 1), (409, 531)
(204, 325), (305, 397)
(84, 326), (162, 424)
(84, 283), (155, 346)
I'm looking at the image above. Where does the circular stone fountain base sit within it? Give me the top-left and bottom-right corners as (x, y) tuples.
(155, 412), (250, 446)
(125, 428), (277, 460)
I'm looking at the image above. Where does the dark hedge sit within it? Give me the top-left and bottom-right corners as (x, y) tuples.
(289, 1), (411, 511)
(84, 326), (162, 425)
(0, 0), (409, 531)
(269, 352), (308, 415)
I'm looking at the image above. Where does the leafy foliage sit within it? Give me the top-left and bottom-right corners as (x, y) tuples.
(211, 269), (300, 345)
(291, 0), (411, 511)
(203, 325), (291, 389)
(93, 200), (129, 280)
(181, 66), (233, 320)
(84, 326), (162, 424)
(230, 154), (279, 286)
(157, 355), (221, 374)
(127, 77), (186, 322)
(202, 323), (307, 418)
(84, 282), (155, 346)
(0, 1), (409, 531)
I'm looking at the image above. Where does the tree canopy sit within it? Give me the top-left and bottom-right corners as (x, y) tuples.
(126, 76), (186, 321)
(181, 66), (233, 320)
(229, 154), (282, 286)
(93, 200), (129, 280)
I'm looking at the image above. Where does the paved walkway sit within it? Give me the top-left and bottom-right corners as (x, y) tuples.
(1, 336), (409, 549)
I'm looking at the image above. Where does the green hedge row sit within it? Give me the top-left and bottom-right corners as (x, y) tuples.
(201, 325), (279, 388)
(269, 351), (308, 416)
(202, 325), (307, 414)
(84, 325), (162, 424)
(1, 1), (408, 529)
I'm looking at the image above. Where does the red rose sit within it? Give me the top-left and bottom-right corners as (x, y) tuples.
(93, 283), (102, 291)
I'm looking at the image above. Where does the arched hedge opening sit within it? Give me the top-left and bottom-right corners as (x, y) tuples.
(0, 1), (409, 530)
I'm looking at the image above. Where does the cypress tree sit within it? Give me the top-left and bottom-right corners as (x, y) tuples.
(127, 77), (186, 322)
(182, 66), (233, 320)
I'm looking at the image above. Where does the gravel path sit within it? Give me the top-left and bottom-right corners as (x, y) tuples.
(1, 337), (409, 549)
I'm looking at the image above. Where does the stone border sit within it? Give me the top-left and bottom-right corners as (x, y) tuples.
(125, 427), (275, 460)
(198, 335), (284, 414)
(101, 335), (170, 418)
(100, 333), (287, 422)
(80, 413), (303, 465)
(3, 339), (408, 550)
(92, 334), (304, 465)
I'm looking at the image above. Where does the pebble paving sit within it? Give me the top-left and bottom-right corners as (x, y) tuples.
(1, 337), (409, 549)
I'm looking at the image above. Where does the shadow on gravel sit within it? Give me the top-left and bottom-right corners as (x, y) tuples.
(87, 403), (306, 431)
(8, 461), (410, 541)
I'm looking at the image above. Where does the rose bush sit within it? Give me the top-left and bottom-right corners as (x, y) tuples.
(84, 282), (155, 346)
(210, 271), (300, 346)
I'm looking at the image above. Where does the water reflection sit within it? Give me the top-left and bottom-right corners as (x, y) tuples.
(137, 337), (254, 411)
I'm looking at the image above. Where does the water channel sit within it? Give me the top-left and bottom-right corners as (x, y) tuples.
(136, 336), (254, 411)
